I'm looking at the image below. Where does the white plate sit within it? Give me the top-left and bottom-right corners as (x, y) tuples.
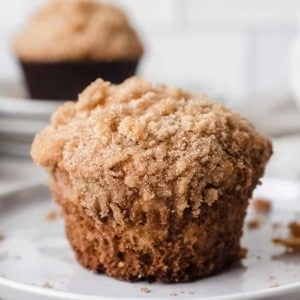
(0, 80), (63, 119)
(0, 96), (62, 120)
(0, 178), (300, 300)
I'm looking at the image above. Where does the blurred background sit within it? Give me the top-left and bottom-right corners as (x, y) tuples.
(1, 0), (300, 191)
(1, 0), (300, 100)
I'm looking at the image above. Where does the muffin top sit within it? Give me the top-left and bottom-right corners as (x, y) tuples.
(31, 77), (272, 217)
(13, 0), (143, 62)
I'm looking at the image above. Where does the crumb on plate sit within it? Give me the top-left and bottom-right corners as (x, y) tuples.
(140, 287), (150, 294)
(45, 210), (59, 221)
(289, 221), (300, 237)
(251, 197), (272, 213)
(247, 218), (261, 229)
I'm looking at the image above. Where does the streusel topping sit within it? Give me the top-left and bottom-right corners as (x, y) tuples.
(32, 77), (272, 217)
(14, 0), (143, 62)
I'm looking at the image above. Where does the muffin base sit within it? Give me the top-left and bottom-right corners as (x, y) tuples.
(52, 182), (248, 283)
(20, 60), (139, 100)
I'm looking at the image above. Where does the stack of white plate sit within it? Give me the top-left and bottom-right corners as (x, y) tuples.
(0, 83), (62, 157)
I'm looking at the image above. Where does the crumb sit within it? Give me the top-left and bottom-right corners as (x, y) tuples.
(251, 197), (271, 213)
(272, 220), (300, 252)
(247, 218), (261, 229)
(269, 275), (275, 281)
(140, 287), (150, 294)
(13, 0), (144, 62)
(270, 282), (279, 288)
(43, 282), (53, 289)
(239, 247), (248, 259)
(272, 237), (300, 252)
(170, 292), (178, 296)
(45, 210), (59, 221)
(256, 255), (261, 260)
(31, 77), (272, 283)
(189, 291), (195, 295)
(289, 221), (300, 237)
(0, 233), (4, 241)
(0, 252), (8, 260)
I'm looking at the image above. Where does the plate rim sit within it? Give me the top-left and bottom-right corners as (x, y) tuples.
(1, 276), (300, 300)
(0, 95), (64, 118)
(0, 179), (300, 300)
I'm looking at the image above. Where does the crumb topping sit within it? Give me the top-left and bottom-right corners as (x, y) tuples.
(43, 282), (53, 289)
(31, 77), (272, 219)
(13, 0), (143, 62)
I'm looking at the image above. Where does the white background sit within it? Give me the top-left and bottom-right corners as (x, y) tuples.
(1, 0), (300, 103)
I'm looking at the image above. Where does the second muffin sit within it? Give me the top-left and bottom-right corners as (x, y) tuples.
(13, 0), (143, 100)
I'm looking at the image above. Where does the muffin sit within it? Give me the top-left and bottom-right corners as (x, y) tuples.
(13, 0), (143, 100)
(31, 77), (272, 282)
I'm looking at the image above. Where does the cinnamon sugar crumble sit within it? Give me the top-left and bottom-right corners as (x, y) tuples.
(140, 287), (150, 294)
(272, 221), (300, 252)
(246, 218), (261, 230)
(45, 210), (59, 221)
(251, 197), (271, 213)
(13, 0), (143, 62)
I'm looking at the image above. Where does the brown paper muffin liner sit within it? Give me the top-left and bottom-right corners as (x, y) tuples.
(19, 60), (139, 100)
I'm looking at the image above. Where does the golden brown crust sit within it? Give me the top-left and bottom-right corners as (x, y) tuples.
(31, 77), (272, 282)
(13, 0), (143, 62)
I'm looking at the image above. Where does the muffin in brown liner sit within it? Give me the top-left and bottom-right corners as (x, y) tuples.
(20, 60), (138, 100)
(31, 77), (272, 282)
(13, 0), (143, 100)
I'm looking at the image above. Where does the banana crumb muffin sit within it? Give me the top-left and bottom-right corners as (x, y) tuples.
(13, 0), (143, 100)
(31, 77), (272, 282)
